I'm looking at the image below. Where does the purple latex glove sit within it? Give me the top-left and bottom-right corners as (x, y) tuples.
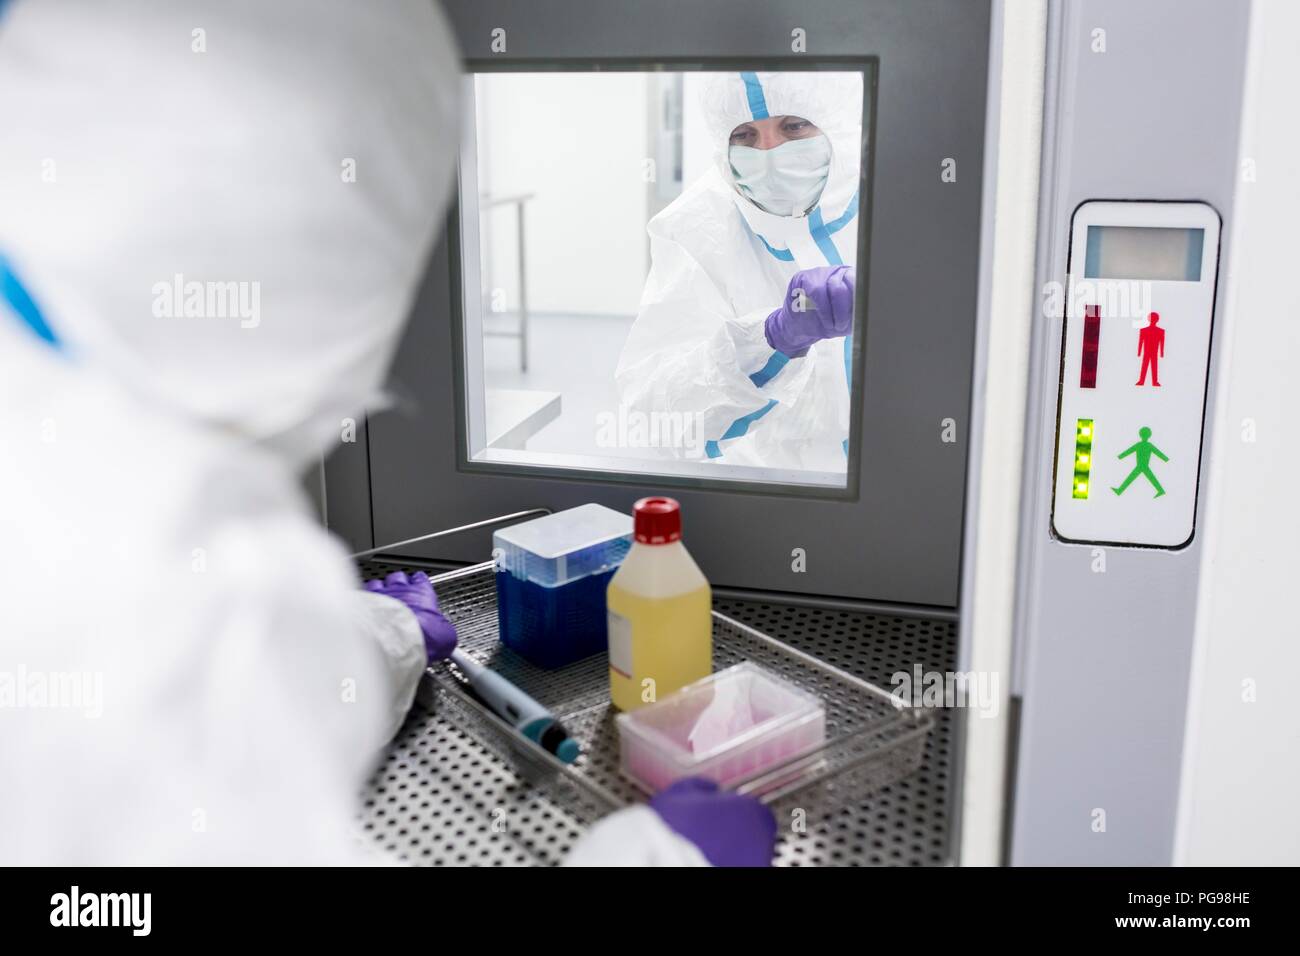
(763, 265), (855, 358)
(649, 777), (777, 867)
(364, 570), (458, 663)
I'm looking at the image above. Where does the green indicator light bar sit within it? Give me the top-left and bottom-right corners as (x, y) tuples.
(1072, 418), (1094, 499)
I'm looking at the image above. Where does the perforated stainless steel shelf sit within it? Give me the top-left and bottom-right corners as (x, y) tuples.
(359, 558), (957, 867)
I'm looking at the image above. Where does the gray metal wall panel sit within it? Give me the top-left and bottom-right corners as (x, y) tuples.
(344, 0), (991, 607)
(1011, 0), (1249, 865)
(321, 417), (374, 551)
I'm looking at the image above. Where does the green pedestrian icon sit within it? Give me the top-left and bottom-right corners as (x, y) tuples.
(1112, 426), (1169, 498)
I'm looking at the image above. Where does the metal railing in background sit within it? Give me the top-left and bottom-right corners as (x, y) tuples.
(481, 192), (534, 372)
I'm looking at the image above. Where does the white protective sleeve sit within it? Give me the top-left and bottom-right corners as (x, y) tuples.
(348, 590), (429, 747)
(616, 235), (778, 455)
(563, 805), (711, 867)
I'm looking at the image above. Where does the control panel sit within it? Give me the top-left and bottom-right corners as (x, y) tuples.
(1051, 201), (1220, 547)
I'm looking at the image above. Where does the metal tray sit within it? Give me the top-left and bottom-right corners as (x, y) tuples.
(418, 561), (933, 827)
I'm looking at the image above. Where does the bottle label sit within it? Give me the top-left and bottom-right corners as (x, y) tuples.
(607, 610), (633, 678)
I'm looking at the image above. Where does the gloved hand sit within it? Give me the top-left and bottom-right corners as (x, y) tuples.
(649, 777), (778, 867)
(363, 570), (458, 663)
(763, 265), (855, 358)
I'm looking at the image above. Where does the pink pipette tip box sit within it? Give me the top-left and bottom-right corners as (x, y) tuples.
(617, 662), (827, 794)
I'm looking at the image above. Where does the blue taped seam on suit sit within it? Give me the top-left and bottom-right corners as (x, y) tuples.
(808, 208), (852, 456)
(0, 255), (61, 349)
(704, 398), (779, 459)
(842, 335), (853, 457)
(713, 182), (856, 459)
(807, 207), (843, 267)
(755, 192), (855, 264)
(824, 189), (860, 235)
(756, 233), (794, 261)
(740, 72), (770, 121)
(807, 210), (852, 390)
(748, 350), (789, 388)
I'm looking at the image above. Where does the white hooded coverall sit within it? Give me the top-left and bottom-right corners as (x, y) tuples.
(0, 0), (468, 865)
(0, 0), (718, 868)
(616, 71), (864, 473)
(0, 0), (746, 867)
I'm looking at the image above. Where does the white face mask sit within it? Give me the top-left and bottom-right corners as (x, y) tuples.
(729, 134), (832, 217)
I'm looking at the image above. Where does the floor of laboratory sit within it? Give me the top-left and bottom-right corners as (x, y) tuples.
(359, 582), (957, 867)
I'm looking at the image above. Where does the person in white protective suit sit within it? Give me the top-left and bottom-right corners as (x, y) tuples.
(0, 0), (773, 866)
(616, 71), (863, 471)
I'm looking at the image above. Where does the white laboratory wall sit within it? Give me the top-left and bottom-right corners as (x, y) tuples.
(1175, 0), (1300, 866)
(959, 0), (1047, 866)
(681, 72), (721, 188)
(476, 73), (650, 317)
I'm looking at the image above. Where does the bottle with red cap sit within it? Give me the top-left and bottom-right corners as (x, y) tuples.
(606, 497), (712, 711)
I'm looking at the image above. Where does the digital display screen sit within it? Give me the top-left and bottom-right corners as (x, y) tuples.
(1084, 225), (1204, 282)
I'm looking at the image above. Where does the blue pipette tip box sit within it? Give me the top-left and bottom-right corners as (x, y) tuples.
(493, 504), (633, 670)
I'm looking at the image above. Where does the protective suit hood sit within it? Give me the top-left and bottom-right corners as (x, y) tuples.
(699, 71), (863, 236)
(616, 70), (865, 471)
(0, 0), (460, 467)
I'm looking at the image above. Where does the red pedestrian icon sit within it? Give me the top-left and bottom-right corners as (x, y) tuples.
(1136, 311), (1165, 387)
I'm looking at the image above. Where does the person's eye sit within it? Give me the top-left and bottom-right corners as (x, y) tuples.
(784, 120), (811, 135)
(730, 126), (755, 145)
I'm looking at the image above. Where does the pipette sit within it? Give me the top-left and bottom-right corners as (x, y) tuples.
(447, 649), (580, 764)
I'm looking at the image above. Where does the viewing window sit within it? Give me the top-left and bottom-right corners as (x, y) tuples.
(457, 67), (872, 490)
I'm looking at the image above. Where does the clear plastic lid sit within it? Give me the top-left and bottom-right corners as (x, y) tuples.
(616, 662), (827, 793)
(493, 503), (633, 588)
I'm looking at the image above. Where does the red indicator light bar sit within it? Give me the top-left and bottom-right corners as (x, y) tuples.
(1080, 304), (1101, 389)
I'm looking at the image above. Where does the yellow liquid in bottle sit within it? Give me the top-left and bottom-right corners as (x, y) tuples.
(607, 581), (712, 711)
